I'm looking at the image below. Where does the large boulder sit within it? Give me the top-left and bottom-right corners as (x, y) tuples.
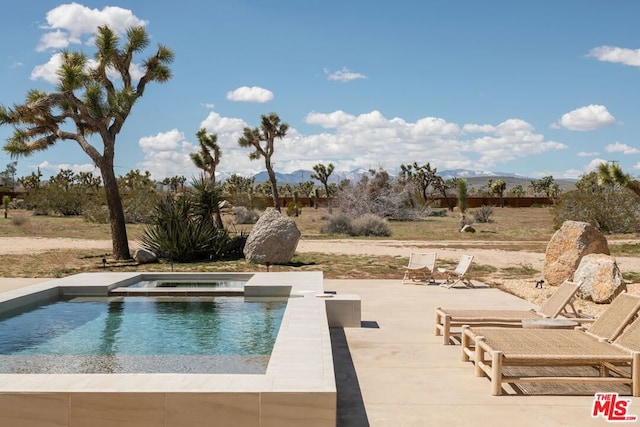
(543, 220), (609, 286)
(133, 248), (158, 264)
(244, 208), (301, 265)
(573, 253), (626, 303)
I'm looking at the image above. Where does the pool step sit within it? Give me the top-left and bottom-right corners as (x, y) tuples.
(109, 287), (245, 297)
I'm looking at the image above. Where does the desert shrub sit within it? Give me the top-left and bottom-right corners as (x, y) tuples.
(321, 213), (353, 235)
(349, 213), (391, 237)
(474, 205), (495, 223)
(426, 208), (448, 217)
(286, 201), (302, 217)
(82, 203), (109, 223)
(334, 168), (418, 220)
(11, 214), (28, 226)
(232, 206), (260, 224)
(553, 181), (640, 233)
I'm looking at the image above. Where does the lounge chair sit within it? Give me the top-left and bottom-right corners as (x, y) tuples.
(402, 252), (437, 284)
(461, 292), (640, 396)
(438, 254), (474, 288)
(435, 280), (587, 345)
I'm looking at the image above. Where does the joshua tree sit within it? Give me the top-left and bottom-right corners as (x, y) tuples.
(238, 113), (288, 212)
(456, 179), (468, 214)
(190, 128), (223, 227)
(529, 176), (555, 197)
(491, 179), (507, 207)
(0, 25), (173, 259)
(190, 128), (221, 184)
(311, 162), (335, 212)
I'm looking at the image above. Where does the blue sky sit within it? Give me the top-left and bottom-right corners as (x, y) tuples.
(1, 1), (640, 182)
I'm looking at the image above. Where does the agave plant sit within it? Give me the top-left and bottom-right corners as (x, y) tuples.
(140, 195), (220, 262)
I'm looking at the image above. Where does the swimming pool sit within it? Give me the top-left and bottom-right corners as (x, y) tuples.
(0, 296), (286, 374)
(0, 272), (336, 426)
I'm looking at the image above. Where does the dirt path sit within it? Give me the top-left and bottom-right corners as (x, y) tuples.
(2, 237), (639, 273)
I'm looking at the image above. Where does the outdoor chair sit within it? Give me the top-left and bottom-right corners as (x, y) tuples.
(438, 254), (474, 288)
(460, 292), (640, 396)
(435, 280), (588, 345)
(402, 252), (437, 284)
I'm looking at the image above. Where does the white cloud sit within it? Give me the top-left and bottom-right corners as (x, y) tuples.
(462, 123), (495, 133)
(226, 86), (274, 103)
(578, 151), (599, 157)
(31, 5), (148, 85)
(324, 67), (367, 82)
(38, 4), (147, 52)
(585, 158), (610, 172)
(605, 142), (640, 154)
(306, 110), (356, 128)
(139, 129), (185, 151)
(199, 112), (246, 134)
(30, 52), (63, 84)
(588, 46), (640, 67)
(413, 117), (461, 136)
(470, 119), (567, 166)
(201, 103), (215, 109)
(37, 160), (98, 177)
(555, 104), (615, 131)
(137, 129), (199, 179)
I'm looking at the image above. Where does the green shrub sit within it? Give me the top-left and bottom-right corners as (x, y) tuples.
(553, 173), (640, 233)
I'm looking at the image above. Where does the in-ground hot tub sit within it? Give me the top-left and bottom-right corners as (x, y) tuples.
(0, 271), (336, 427)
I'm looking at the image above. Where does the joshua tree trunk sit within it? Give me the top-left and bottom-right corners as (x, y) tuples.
(266, 158), (280, 212)
(100, 159), (131, 260)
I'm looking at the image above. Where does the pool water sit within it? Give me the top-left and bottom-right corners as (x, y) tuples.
(0, 296), (287, 374)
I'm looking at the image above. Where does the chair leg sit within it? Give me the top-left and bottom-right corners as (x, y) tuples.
(491, 351), (504, 396)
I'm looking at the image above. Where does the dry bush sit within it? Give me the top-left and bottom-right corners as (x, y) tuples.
(349, 214), (391, 237)
(11, 214), (28, 227)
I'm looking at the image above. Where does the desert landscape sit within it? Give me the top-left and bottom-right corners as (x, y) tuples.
(1, 207), (639, 318)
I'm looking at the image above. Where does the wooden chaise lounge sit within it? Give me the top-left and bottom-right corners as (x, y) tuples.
(461, 292), (640, 396)
(435, 280), (587, 345)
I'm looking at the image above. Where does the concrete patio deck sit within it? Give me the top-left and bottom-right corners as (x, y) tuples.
(326, 279), (632, 427)
(0, 278), (633, 426)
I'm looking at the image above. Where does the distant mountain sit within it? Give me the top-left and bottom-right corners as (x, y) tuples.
(438, 169), (528, 180)
(252, 168), (369, 184)
(252, 168), (531, 183)
(248, 168), (576, 191)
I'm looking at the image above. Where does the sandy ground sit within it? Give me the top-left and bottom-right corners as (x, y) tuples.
(1, 236), (639, 317)
(3, 236), (639, 271)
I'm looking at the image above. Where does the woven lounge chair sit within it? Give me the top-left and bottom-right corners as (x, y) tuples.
(461, 292), (640, 396)
(402, 252), (437, 284)
(438, 254), (474, 288)
(435, 280), (587, 345)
